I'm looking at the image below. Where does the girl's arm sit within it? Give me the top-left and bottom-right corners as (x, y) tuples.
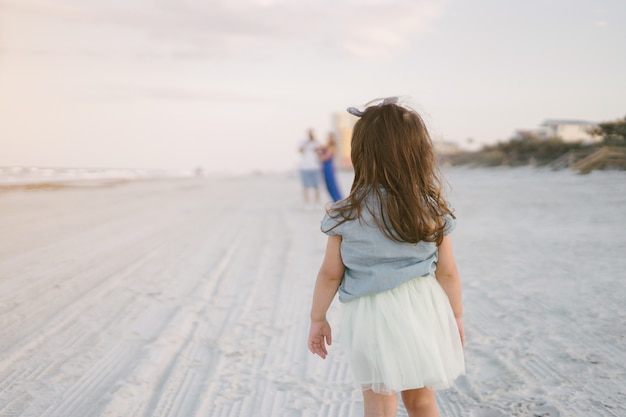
(308, 235), (345, 359)
(435, 235), (466, 346)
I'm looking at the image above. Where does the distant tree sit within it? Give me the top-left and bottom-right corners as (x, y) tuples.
(590, 116), (626, 144)
(513, 130), (542, 142)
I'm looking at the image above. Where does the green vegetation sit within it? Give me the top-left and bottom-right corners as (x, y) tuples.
(590, 115), (626, 145)
(447, 138), (590, 167)
(444, 115), (626, 173)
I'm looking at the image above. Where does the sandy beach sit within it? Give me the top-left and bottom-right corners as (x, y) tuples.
(0, 168), (624, 417)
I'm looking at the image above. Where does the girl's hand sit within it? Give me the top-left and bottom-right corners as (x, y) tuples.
(308, 319), (332, 359)
(456, 316), (466, 347)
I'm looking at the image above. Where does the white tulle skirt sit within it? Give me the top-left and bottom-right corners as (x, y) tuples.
(342, 274), (465, 394)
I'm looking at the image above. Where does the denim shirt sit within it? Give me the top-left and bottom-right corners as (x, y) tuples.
(321, 198), (455, 303)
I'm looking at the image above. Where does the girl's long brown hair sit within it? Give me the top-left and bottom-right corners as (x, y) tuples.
(324, 102), (454, 245)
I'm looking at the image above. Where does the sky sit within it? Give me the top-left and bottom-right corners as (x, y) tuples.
(1, 0), (625, 174)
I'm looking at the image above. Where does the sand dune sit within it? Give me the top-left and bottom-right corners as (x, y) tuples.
(0, 168), (625, 416)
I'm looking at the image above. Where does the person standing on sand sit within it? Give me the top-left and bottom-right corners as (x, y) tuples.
(317, 132), (343, 202)
(298, 129), (321, 208)
(307, 97), (465, 417)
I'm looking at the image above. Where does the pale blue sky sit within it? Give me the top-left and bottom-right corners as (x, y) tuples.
(1, 0), (624, 174)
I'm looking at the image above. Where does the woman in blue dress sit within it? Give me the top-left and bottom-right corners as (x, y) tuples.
(318, 132), (343, 202)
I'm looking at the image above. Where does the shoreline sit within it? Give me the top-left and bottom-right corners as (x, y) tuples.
(1, 164), (623, 193)
(0, 178), (135, 192)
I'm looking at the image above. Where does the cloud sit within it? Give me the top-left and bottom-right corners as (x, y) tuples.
(325, 1), (446, 58)
(2, 0), (447, 60)
(171, 0), (448, 59)
(80, 85), (279, 103)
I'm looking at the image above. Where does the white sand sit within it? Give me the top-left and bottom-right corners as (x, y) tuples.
(0, 168), (624, 417)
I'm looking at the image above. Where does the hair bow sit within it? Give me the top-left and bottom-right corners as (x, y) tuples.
(346, 96), (401, 117)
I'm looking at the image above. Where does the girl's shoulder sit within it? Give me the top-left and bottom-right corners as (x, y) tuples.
(321, 198), (383, 237)
(442, 212), (457, 236)
(321, 200), (354, 235)
(321, 212), (342, 237)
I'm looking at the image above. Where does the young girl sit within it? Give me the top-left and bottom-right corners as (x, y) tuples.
(307, 97), (465, 417)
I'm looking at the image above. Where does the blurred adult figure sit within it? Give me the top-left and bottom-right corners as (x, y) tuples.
(318, 132), (343, 202)
(298, 129), (321, 207)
